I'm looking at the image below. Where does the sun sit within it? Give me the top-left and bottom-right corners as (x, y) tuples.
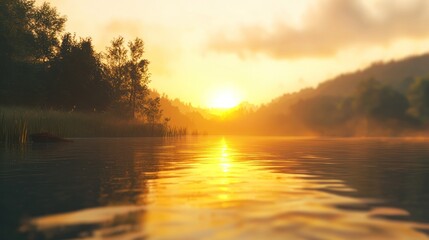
(208, 89), (241, 109)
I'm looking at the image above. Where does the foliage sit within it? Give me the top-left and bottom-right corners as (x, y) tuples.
(0, 0), (65, 63)
(0, 0), (165, 129)
(289, 79), (422, 135)
(127, 38), (150, 118)
(145, 97), (163, 125)
(0, 0), (65, 106)
(103, 37), (129, 112)
(353, 79), (410, 120)
(49, 34), (111, 111)
(407, 77), (429, 119)
(103, 37), (151, 118)
(29, 2), (66, 61)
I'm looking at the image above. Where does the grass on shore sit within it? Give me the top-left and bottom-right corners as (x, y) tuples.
(0, 106), (187, 145)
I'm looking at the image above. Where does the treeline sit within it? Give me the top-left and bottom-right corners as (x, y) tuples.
(0, 0), (163, 124)
(291, 77), (429, 136)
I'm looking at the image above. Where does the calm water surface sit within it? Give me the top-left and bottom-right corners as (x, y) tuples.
(1, 137), (429, 239)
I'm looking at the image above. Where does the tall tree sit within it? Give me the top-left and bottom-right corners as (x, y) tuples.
(0, 0), (65, 105)
(0, 0), (65, 63)
(103, 36), (151, 118)
(29, 2), (66, 62)
(104, 37), (128, 110)
(128, 38), (150, 118)
(50, 34), (111, 111)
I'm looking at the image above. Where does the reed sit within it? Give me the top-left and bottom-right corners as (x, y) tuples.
(0, 107), (187, 145)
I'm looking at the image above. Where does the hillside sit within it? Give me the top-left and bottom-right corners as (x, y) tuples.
(316, 53), (429, 96)
(236, 53), (429, 136)
(262, 53), (429, 116)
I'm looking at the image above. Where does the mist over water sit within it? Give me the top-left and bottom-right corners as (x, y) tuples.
(1, 137), (429, 239)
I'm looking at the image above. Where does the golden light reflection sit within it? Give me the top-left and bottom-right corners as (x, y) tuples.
(22, 138), (429, 239)
(220, 139), (231, 173)
(142, 138), (342, 236)
(139, 138), (429, 239)
(146, 138), (263, 210)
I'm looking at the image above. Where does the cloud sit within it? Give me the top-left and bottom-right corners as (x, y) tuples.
(208, 0), (429, 59)
(102, 20), (144, 41)
(99, 20), (181, 78)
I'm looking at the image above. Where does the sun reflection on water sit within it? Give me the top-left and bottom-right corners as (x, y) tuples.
(141, 138), (429, 239)
(20, 137), (429, 240)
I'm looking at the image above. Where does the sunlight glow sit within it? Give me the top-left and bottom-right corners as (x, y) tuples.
(208, 89), (241, 109)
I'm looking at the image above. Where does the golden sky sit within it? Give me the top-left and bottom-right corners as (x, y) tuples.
(39, 0), (429, 107)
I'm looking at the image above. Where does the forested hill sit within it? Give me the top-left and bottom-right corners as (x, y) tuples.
(264, 53), (429, 114)
(315, 53), (429, 96)
(241, 53), (429, 136)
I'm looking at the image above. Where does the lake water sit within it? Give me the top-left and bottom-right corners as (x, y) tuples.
(1, 137), (429, 239)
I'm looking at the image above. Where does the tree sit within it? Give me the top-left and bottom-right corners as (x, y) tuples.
(128, 38), (150, 118)
(407, 77), (429, 119)
(103, 37), (151, 118)
(0, 0), (65, 63)
(0, 0), (65, 105)
(104, 37), (128, 112)
(29, 2), (66, 62)
(0, 0), (33, 64)
(145, 97), (163, 126)
(49, 34), (111, 111)
(354, 79), (409, 120)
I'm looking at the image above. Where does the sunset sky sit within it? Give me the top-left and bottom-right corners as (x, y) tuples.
(38, 0), (429, 107)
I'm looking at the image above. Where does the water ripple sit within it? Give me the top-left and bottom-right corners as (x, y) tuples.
(1, 137), (429, 239)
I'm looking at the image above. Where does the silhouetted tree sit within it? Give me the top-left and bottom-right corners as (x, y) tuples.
(104, 37), (128, 113)
(29, 2), (66, 62)
(145, 97), (162, 124)
(0, 0), (34, 64)
(0, 0), (167, 131)
(127, 38), (150, 118)
(103, 36), (151, 118)
(407, 77), (429, 120)
(49, 34), (111, 111)
(354, 79), (409, 120)
(0, 0), (65, 105)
